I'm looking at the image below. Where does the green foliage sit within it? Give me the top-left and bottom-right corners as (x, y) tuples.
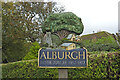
(2, 2), (65, 63)
(2, 52), (120, 79)
(51, 34), (62, 46)
(61, 38), (69, 42)
(2, 59), (58, 78)
(23, 42), (40, 60)
(41, 43), (49, 48)
(69, 52), (120, 79)
(2, 39), (30, 62)
(2, 2), (65, 42)
(41, 12), (84, 35)
(81, 31), (111, 40)
(81, 36), (119, 52)
(116, 33), (120, 44)
(2, 2), (31, 62)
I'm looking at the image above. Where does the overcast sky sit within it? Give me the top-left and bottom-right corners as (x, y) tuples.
(53, 0), (120, 35)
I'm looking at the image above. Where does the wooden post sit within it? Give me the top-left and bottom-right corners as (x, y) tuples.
(58, 69), (68, 80)
(58, 42), (75, 79)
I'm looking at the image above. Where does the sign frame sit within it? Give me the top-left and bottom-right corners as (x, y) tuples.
(38, 48), (88, 68)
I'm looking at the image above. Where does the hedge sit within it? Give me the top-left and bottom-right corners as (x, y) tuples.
(1, 59), (58, 78)
(81, 36), (119, 51)
(1, 52), (120, 79)
(68, 52), (120, 79)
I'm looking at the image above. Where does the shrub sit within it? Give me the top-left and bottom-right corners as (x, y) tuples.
(23, 42), (40, 60)
(2, 40), (31, 63)
(81, 36), (119, 52)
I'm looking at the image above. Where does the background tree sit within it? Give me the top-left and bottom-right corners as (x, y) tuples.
(2, 2), (28, 62)
(2, 2), (65, 62)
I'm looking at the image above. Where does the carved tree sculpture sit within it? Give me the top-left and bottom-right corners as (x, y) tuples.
(41, 12), (84, 40)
